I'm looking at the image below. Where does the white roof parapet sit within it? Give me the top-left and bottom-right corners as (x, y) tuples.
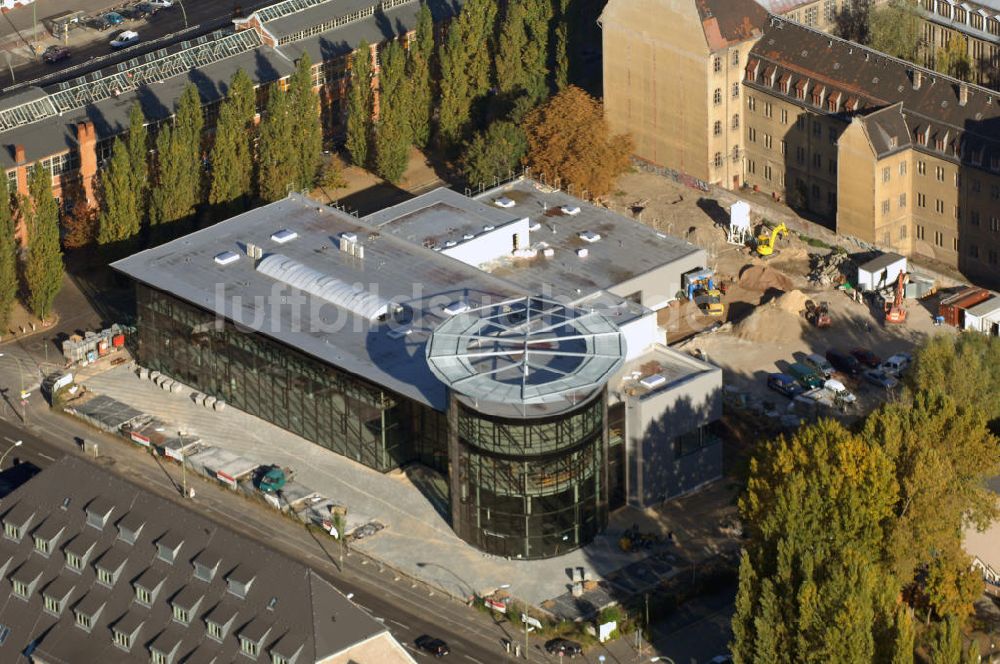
(255, 253), (392, 321)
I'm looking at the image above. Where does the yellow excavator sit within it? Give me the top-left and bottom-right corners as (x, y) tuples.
(756, 222), (788, 257)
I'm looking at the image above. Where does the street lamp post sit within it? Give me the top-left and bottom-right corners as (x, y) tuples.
(176, 0), (189, 28)
(0, 353), (28, 424)
(0, 439), (22, 467)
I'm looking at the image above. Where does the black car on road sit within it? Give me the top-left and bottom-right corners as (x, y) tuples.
(545, 638), (583, 657)
(42, 45), (71, 64)
(826, 349), (863, 376)
(415, 635), (449, 657)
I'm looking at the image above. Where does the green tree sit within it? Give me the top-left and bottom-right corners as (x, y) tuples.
(289, 54), (322, 190)
(552, 0), (570, 90)
(23, 163), (63, 319)
(890, 604), (915, 664)
(97, 138), (140, 245)
(907, 334), (1000, 424)
(436, 0), (498, 147)
(345, 41), (373, 167)
(257, 86), (297, 202)
(208, 69), (256, 216)
(373, 40), (410, 183)
(521, 0), (552, 102)
(868, 0), (922, 61)
(405, 2), (435, 148)
(731, 419), (898, 661)
(936, 34), (973, 82)
(126, 103), (148, 223)
(0, 173), (16, 328)
(496, 1), (530, 97)
(965, 640), (982, 664)
(149, 85), (204, 228)
(931, 615), (964, 664)
(460, 120), (527, 187)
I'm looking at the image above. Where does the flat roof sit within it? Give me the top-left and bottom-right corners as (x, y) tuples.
(472, 179), (703, 300)
(966, 296), (1000, 318)
(858, 252), (906, 274)
(617, 345), (717, 399)
(113, 194), (527, 411)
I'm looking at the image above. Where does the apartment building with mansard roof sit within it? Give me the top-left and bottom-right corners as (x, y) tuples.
(0, 455), (414, 663)
(743, 17), (1000, 287)
(600, 0), (768, 189)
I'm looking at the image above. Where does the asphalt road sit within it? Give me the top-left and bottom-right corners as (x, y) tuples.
(3, 0), (275, 93)
(0, 410), (634, 664)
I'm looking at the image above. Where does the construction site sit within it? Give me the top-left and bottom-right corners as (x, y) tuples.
(606, 170), (992, 437)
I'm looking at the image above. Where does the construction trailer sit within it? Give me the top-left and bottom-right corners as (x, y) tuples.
(939, 288), (992, 328)
(963, 296), (1000, 336)
(856, 253), (907, 292)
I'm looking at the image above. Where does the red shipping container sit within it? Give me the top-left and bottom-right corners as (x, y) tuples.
(112, 333), (125, 348)
(938, 288), (990, 327)
(97, 339), (109, 356)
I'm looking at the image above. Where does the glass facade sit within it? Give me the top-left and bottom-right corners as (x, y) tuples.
(135, 285), (448, 474)
(452, 393), (608, 559)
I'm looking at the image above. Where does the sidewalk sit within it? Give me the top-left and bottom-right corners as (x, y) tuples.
(0, 0), (117, 63)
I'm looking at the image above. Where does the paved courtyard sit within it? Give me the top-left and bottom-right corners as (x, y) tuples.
(78, 364), (735, 611)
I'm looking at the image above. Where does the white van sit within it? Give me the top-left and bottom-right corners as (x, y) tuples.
(880, 353), (912, 377)
(804, 353), (834, 378)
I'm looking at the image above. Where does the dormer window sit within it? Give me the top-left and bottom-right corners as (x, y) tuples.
(205, 604), (238, 643)
(778, 73), (791, 94)
(34, 535), (51, 555)
(94, 549), (128, 588)
(133, 568), (167, 607)
(3, 523), (20, 541)
(192, 549), (221, 582)
(3, 503), (35, 541)
(156, 533), (184, 565)
(10, 562), (44, 600)
(812, 86), (826, 107)
(117, 513), (145, 545)
(171, 586), (203, 626)
(85, 498), (115, 530)
(827, 92), (842, 113)
(238, 617), (272, 661)
(111, 614), (143, 652)
(42, 578), (74, 616)
(73, 595), (104, 633)
(227, 565), (256, 599)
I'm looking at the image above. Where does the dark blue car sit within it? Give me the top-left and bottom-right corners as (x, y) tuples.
(767, 373), (804, 398)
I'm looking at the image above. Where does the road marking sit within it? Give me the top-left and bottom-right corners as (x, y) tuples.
(390, 618), (409, 630)
(37, 452), (55, 461)
(463, 656), (483, 663)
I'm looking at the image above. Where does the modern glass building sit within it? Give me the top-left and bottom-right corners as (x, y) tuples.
(115, 187), (723, 561)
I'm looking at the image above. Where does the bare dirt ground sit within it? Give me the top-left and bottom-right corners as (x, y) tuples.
(608, 171), (957, 421)
(312, 147), (446, 215)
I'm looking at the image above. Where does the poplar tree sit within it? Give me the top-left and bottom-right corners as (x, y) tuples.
(289, 54), (322, 190)
(552, 0), (570, 90)
(149, 84), (204, 228)
(436, 0), (497, 147)
(126, 103), (148, 223)
(257, 86), (297, 202)
(373, 40), (409, 184)
(931, 615), (963, 664)
(889, 605), (915, 664)
(97, 138), (139, 245)
(405, 3), (434, 148)
(0, 173), (15, 328)
(731, 419), (897, 660)
(522, 0), (552, 103)
(345, 41), (373, 167)
(209, 69), (256, 215)
(23, 163), (63, 319)
(460, 120), (526, 188)
(496, 1), (530, 97)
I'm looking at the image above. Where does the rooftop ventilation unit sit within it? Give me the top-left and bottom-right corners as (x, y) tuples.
(639, 374), (667, 389)
(483, 225), (495, 232)
(494, 197), (515, 208)
(255, 254), (392, 321)
(214, 251), (239, 266)
(270, 229), (298, 244)
(463, 233), (475, 240)
(577, 248), (589, 258)
(578, 231), (601, 243)
(443, 299), (472, 316)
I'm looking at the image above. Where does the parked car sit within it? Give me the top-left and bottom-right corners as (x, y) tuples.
(545, 638), (583, 657)
(826, 349), (863, 376)
(104, 11), (125, 26)
(767, 373), (804, 398)
(850, 347), (882, 368)
(414, 635), (449, 657)
(804, 353), (834, 379)
(120, 4), (153, 19)
(42, 45), (71, 64)
(87, 14), (112, 30)
(863, 368), (899, 390)
(824, 378), (857, 404)
(788, 362), (825, 389)
(147, 0), (174, 7)
(880, 352), (913, 377)
(110, 30), (140, 49)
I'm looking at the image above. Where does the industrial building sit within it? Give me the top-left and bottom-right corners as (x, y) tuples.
(0, 0), (460, 240)
(0, 456), (414, 663)
(113, 180), (723, 560)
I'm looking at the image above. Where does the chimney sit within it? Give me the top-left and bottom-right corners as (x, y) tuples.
(959, 83), (969, 106)
(913, 69), (923, 90)
(76, 122), (97, 207)
(12, 145), (28, 247)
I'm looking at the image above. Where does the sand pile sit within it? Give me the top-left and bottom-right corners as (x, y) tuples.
(733, 289), (809, 342)
(738, 265), (794, 292)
